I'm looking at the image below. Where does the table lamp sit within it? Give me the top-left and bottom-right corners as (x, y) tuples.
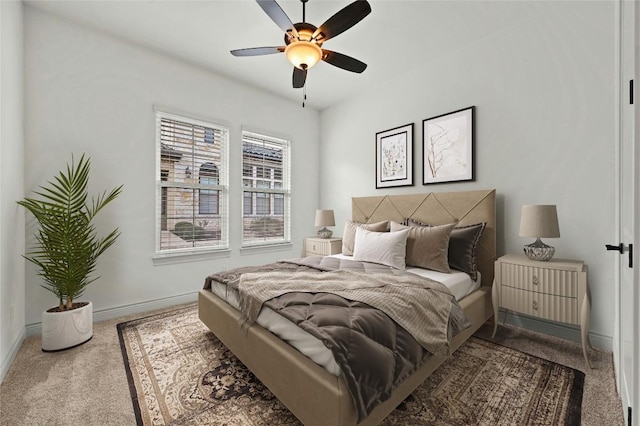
(519, 205), (560, 261)
(314, 209), (335, 239)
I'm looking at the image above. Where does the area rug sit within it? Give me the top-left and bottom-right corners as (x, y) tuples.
(117, 304), (584, 425)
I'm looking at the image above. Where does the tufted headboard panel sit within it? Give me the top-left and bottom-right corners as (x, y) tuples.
(351, 189), (496, 287)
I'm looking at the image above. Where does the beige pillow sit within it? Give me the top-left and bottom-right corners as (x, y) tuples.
(353, 227), (409, 270)
(390, 221), (455, 272)
(341, 220), (388, 255)
(407, 220), (486, 280)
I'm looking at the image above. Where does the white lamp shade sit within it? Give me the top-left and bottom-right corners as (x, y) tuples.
(314, 209), (335, 227)
(519, 205), (560, 238)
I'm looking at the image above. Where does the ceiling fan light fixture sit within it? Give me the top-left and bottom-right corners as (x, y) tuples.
(285, 41), (322, 70)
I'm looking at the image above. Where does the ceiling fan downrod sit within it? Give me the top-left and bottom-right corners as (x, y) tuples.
(301, 0), (308, 24)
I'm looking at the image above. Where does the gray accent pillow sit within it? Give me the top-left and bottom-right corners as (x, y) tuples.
(407, 220), (486, 280)
(390, 221), (454, 273)
(342, 220), (389, 255)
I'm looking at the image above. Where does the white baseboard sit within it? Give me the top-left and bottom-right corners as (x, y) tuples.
(1, 327), (26, 383)
(497, 309), (612, 352)
(25, 291), (199, 337)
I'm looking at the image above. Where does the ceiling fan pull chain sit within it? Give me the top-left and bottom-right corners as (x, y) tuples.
(302, 84), (307, 108)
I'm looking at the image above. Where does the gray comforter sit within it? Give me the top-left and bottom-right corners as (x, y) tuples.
(204, 256), (470, 422)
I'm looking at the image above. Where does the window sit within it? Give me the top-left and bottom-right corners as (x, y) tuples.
(156, 111), (228, 253)
(242, 131), (291, 246)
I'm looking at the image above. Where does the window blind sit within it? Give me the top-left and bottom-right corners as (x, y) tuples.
(241, 131), (291, 246)
(156, 111), (229, 253)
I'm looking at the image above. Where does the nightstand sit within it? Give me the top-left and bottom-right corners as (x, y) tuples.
(303, 237), (342, 257)
(491, 254), (591, 368)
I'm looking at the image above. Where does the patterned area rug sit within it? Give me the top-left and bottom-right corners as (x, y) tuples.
(117, 304), (584, 425)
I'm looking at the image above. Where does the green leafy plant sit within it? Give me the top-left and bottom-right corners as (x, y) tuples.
(18, 154), (123, 311)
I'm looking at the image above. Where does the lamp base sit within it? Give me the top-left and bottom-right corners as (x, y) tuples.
(317, 227), (333, 239)
(523, 238), (555, 261)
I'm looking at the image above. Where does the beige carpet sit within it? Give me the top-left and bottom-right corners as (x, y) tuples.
(118, 304), (584, 425)
(0, 302), (624, 425)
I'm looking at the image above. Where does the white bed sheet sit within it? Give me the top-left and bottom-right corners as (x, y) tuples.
(208, 257), (481, 377)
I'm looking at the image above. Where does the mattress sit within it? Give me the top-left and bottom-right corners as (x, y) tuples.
(207, 256), (481, 376)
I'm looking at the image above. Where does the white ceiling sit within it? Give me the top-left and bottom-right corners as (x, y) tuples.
(25, 0), (530, 110)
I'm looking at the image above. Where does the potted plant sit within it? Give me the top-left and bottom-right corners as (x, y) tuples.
(18, 153), (123, 351)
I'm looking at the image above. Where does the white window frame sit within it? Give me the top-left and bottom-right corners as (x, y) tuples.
(241, 130), (291, 248)
(155, 110), (229, 256)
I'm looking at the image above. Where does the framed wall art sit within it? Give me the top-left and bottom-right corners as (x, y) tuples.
(423, 106), (475, 185)
(376, 123), (414, 188)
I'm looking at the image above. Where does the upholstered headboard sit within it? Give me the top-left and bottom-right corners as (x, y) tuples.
(351, 189), (496, 287)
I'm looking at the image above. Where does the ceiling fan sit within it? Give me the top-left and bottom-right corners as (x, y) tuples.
(231, 0), (371, 90)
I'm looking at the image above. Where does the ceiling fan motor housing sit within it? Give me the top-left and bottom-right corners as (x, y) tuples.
(285, 22), (322, 44)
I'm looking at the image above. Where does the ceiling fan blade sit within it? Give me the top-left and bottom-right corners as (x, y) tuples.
(322, 50), (367, 73)
(230, 47), (285, 57)
(312, 0), (371, 43)
(292, 67), (307, 88)
(256, 0), (299, 39)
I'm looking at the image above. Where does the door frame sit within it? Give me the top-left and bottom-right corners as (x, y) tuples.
(614, 1), (639, 424)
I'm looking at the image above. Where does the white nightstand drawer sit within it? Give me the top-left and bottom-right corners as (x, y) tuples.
(500, 262), (578, 298)
(501, 286), (579, 324)
(304, 238), (342, 256)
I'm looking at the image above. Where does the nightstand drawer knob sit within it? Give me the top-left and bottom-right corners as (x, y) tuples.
(532, 276), (538, 285)
(532, 300), (539, 310)
(312, 244), (316, 250)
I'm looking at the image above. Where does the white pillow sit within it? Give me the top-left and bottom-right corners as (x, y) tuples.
(341, 220), (389, 255)
(353, 227), (410, 270)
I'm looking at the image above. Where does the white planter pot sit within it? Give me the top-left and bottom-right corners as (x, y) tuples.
(41, 301), (93, 352)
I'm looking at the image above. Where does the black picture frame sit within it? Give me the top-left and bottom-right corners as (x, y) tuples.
(375, 123), (414, 189)
(422, 106), (475, 185)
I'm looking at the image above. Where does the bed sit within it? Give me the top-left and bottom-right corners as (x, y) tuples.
(198, 189), (496, 425)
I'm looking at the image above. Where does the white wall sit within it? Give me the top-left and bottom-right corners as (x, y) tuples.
(320, 1), (616, 348)
(0, 0), (26, 381)
(23, 7), (320, 328)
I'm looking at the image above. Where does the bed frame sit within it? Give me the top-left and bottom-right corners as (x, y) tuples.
(199, 189), (496, 425)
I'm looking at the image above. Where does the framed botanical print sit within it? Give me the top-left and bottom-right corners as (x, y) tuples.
(375, 123), (414, 188)
(423, 106), (475, 184)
